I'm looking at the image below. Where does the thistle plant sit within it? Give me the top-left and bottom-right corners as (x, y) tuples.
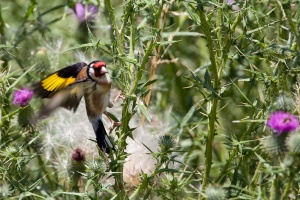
(2, 0), (300, 199)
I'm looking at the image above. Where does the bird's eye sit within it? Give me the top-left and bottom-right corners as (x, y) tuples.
(94, 68), (101, 72)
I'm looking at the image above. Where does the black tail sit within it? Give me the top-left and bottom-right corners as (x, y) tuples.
(94, 119), (115, 153)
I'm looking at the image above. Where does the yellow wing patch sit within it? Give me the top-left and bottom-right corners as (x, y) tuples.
(41, 73), (76, 92)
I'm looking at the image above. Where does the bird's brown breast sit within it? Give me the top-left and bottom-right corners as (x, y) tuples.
(84, 81), (111, 118)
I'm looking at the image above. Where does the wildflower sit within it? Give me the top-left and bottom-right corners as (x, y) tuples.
(267, 111), (299, 135)
(71, 3), (98, 23)
(12, 87), (33, 107)
(71, 148), (86, 162)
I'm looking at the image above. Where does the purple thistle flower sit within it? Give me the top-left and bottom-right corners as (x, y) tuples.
(267, 111), (299, 135)
(12, 87), (33, 107)
(71, 3), (98, 23)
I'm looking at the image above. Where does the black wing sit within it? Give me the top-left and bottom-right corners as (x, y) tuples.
(33, 62), (87, 98)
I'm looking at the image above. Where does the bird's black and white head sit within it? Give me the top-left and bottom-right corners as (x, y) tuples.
(87, 61), (111, 83)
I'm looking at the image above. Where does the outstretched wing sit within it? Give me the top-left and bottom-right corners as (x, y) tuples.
(33, 62), (90, 118)
(36, 81), (90, 118)
(33, 62), (87, 98)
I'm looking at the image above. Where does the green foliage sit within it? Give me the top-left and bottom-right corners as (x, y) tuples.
(1, 0), (300, 199)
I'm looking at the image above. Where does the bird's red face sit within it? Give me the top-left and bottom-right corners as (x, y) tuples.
(89, 61), (108, 78)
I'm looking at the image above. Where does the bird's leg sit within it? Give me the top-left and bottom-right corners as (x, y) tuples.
(105, 90), (125, 129)
(113, 90), (125, 103)
(104, 111), (121, 129)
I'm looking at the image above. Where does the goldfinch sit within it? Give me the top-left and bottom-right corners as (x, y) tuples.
(33, 61), (115, 153)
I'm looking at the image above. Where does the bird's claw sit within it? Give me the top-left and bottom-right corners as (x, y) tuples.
(113, 90), (125, 103)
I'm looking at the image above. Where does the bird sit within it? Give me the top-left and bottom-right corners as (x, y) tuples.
(33, 60), (115, 153)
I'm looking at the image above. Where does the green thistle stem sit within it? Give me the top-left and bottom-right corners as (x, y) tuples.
(197, 5), (220, 190)
(129, 15), (135, 77)
(270, 176), (279, 200)
(129, 38), (155, 95)
(280, 172), (294, 200)
(104, 0), (121, 50)
(216, 0), (223, 58)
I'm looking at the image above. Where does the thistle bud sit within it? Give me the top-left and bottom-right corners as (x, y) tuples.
(271, 95), (295, 112)
(260, 135), (287, 155)
(205, 186), (227, 200)
(158, 135), (175, 151)
(85, 160), (107, 178)
(287, 133), (300, 155)
(18, 106), (34, 128)
(6, 145), (19, 155)
(0, 184), (12, 198)
(32, 47), (51, 76)
(69, 148), (86, 188)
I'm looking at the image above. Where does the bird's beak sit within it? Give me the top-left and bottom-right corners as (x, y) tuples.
(100, 67), (108, 75)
